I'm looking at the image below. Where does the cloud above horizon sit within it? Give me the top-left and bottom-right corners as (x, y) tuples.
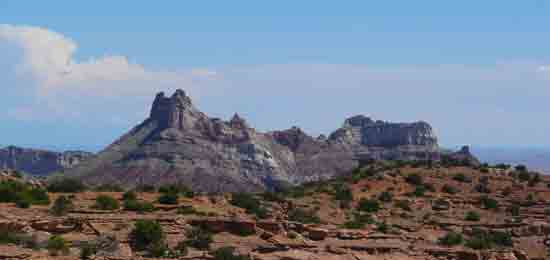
(1, 24), (550, 148)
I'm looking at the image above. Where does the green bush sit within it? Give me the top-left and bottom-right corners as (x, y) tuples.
(47, 235), (69, 256)
(47, 178), (86, 193)
(124, 200), (154, 213)
(135, 185), (156, 192)
(130, 220), (165, 251)
(93, 184), (123, 192)
(508, 205), (520, 216)
(184, 226), (213, 250)
(452, 173), (471, 183)
(439, 232), (463, 246)
(376, 222), (389, 233)
(122, 190), (137, 201)
(0, 180), (50, 206)
(405, 173), (423, 186)
(441, 184), (459, 194)
(50, 196), (74, 216)
(357, 198), (380, 213)
(394, 200), (411, 211)
(465, 211), (481, 221)
(378, 191), (393, 202)
(288, 207), (320, 224)
(157, 193), (179, 205)
(333, 185), (353, 202)
(342, 213), (374, 229)
(480, 196), (498, 210)
(465, 229), (513, 249)
(413, 185), (426, 197)
(230, 193), (268, 218)
(80, 242), (97, 260)
(158, 184), (195, 198)
(93, 195), (120, 210)
(212, 246), (250, 260)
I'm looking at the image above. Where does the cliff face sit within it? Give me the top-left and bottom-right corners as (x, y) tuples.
(65, 89), (448, 192)
(0, 146), (92, 176)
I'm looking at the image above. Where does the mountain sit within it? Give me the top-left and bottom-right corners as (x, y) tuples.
(64, 89), (460, 192)
(0, 146), (93, 176)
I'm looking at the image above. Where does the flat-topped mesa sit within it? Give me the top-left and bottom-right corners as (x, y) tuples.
(331, 114), (438, 148)
(149, 89), (202, 130)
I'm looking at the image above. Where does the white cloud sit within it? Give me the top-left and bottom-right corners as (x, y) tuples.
(0, 24), (216, 121)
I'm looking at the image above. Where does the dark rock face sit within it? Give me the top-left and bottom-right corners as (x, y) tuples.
(65, 89), (451, 192)
(0, 146), (92, 175)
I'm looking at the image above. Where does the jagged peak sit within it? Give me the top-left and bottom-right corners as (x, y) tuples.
(229, 113), (249, 129)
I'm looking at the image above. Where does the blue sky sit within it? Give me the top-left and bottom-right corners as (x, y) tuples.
(1, 1), (550, 151)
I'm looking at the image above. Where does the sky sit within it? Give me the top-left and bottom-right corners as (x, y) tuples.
(1, 1), (550, 151)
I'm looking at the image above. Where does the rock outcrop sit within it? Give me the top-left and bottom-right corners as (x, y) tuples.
(64, 89), (461, 192)
(0, 146), (92, 176)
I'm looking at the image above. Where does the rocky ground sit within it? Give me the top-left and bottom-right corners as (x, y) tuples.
(0, 161), (549, 260)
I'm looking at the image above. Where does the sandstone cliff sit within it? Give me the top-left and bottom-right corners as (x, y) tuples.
(64, 89), (452, 192)
(0, 146), (92, 176)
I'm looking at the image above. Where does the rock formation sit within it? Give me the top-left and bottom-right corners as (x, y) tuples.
(0, 146), (92, 176)
(64, 89), (460, 192)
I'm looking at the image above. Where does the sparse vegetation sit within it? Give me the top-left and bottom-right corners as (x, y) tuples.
(357, 198), (380, 213)
(93, 195), (120, 210)
(288, 207), (321, 224)
(50, 195), (74, 216)
(184, 226), (213, 250)
(47, 235), (69, 256)
(405, 173), (423, 186)
(130, 220), (165, 251)
(212, 246), (250, 260)
(465, 211), (481, 221)
(47, 178), (87, 193)
(230, 192), (268, 218)
(439, 232), (463, 246)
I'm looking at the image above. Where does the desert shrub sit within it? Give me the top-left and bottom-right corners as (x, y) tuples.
(47, 178), (86, 193)
(93, 195), (120, 210)
(423, 182), (436, 192)
(465, 228), (513, 249)
(47, 235), (69, 256)
(439, 232), (463, 246)
(212, 246), (250, 260)
(288, 207), (320, 224)
(80, 242), (97, 260)
(158, 184), (194, 198)
(528, 173), (542, 187)
(357, 198), (380, 213)
(148, 241), (168, 257)
(130, 220), (165, 251)
(184, 226), (213, 250)
(394, 200), (411, 211)
(333, 185), (353, 202)
(378, 191), (393, 202)
(50, 196), (74, 216)
(544, 208), (550, 216)
(124, 200), (154, 213)
(342, 213), (374, 229)
(93, 184), (123, 192)
(0, 230), (35, 247)
(122, 190), (137, 201)
(376, 222), (389, 233)
(441, 184), (459, 194)
(230, 193), (267, 218)
(475, 183), (491, 194)
(405, 173), (423, 186)
(465, 211), (481, 221)
(413, 185), (426, 197)
(261, 191), (285, 203)
(158, 193), (179, 205)
(0, 180), (50, 206)
(508, 205), (520, 216)
(480, 196), (498, 210)
(452, 173), (471, 183)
